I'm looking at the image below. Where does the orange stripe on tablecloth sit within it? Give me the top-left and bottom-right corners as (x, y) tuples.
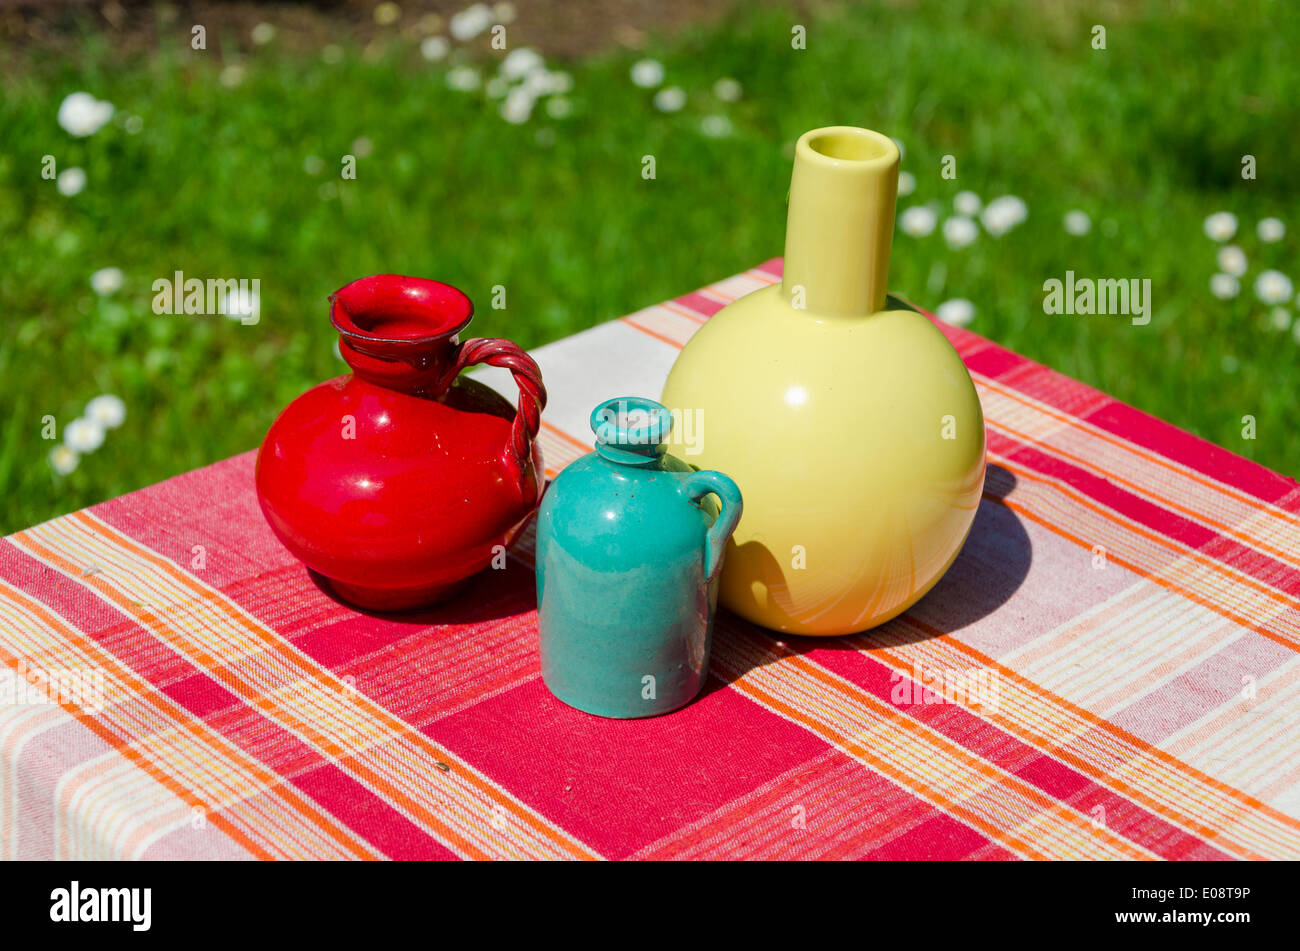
(714, 632), (1149, 859)
(660, 300), (708, 325)
(623, 313), (694, 348)
(978, 373), (1300, 530)
(56, 754), (190, 860)
(991, 456), (1300, 650)
(537, 425), (587, 478)
(541, 419), (589, 453)
(863, 619), (1299, 859)
(619, 315), (684, 349)
(0, 582), (279, 860)
(987, 412), (1300, 570)
(46, 511), (596, 860)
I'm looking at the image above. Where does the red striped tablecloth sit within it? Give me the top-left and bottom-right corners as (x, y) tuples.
(3, 259), (1299, 860)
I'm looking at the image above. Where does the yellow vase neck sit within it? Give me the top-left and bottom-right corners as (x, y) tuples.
(781, 127), (900, 318)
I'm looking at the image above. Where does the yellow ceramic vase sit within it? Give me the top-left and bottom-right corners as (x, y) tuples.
(660, 126), (986, 635)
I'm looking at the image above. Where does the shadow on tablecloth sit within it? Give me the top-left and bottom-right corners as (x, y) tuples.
(706, 464), (1032, 688)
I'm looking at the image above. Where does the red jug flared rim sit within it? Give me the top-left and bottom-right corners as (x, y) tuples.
(329, 274), (474, 346)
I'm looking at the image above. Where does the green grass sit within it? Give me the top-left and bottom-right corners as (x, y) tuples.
(3, 0), (1299, 532)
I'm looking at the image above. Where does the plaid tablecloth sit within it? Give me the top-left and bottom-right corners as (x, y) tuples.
(3, 259), (1299, 860)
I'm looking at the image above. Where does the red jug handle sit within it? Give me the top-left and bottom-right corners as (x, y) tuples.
(446, 338), (547, 489)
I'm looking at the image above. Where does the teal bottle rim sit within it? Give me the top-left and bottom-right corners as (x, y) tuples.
(590, 396), (673, 466)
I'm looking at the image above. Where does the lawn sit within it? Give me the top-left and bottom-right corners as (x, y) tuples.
(2, 0), (1298, 533)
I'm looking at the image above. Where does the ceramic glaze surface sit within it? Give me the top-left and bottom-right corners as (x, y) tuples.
(256, 275), (546, 611)
(660, 127), (986, 635)
(536, 397), (742, 718)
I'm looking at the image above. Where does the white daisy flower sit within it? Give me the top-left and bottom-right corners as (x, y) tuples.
(449, 4), (493, 40)
(219, 64), (245, 88)
(899, 205), (937, 237)
(954, 191), (982, 216)
(64, 418), (106, 453)
(251, 22), (276, 45)
(493, 3), (517, 24)
(56, 167), (86, 196)
(1257, 217), (1286, 243)
(1202, 211), (1237, 242)
(897, 171), (915, 197)
(446, 66), (481, 91)
(653, 86), (686, 112)
(1268, 307), (1292, 332)
(545, 97), (572, 119)
(981, 195), (1028, 237)
(713, 77), (742, 102)
(700, 115), (731, 137)
(1254, 270), (1294, 305)
(373, 2), (401, 26)
(546, 71), (573, 95)
(500, 88), (534, 124)
(90, 267), (123, 295)
(936, 299), (976, 327)
(1209, 273), (1240, 300)
(50, 445), (79, 475)
(303, 155), (325, 175)
(523, 69), (555, 97)
(1216, 245), (1247, 277)
(58, 92), (114, 137)
(86, 394), (127, 429)
(631, 58), (665, 88)
(351, 136), (373, 158)
(942, 215), (978, 249)
(420, 36), (449, 62)
(1063, 210), (1092, 236)
(501, 47), (544, 80)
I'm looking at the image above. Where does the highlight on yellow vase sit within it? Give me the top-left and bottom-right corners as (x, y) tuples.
(661, 126), (987, 636)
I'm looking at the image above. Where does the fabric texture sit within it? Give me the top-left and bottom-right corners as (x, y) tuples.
(3, 259), (1299, 860)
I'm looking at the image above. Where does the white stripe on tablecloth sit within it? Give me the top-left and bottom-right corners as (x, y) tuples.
(0, 704), (64, 859)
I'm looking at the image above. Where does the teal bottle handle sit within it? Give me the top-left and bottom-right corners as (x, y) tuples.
(681, 470), (743, 580)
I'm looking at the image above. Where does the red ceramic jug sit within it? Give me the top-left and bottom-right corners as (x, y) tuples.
(255, 274), (547, 611)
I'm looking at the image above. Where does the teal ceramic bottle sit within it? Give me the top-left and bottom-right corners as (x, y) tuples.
(536, 397), (743, 718)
